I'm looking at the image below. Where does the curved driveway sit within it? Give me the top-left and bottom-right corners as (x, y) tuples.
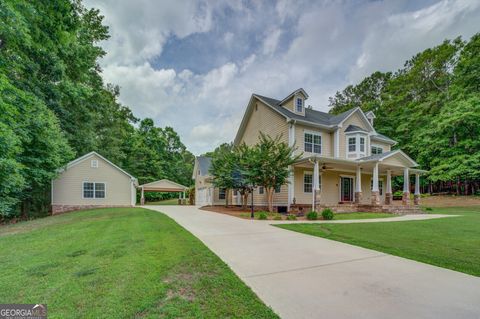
(145, 205), (480, 319)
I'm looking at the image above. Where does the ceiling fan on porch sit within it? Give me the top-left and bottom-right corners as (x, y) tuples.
(321, 163), (335, 171)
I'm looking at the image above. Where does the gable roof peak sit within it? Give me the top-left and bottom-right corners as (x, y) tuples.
(279, 88), (309, 105)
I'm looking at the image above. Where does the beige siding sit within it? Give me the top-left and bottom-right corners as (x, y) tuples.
(282, 96), (295, 112)
(52, 154), (133, 206)
(339, 111), (371, 159)
(294, 124), (333, 158)
(239, 99), (289, 146)
(293, 167), (383, 205)
(382, 156), (410, 167)
(370, 140), (391, 153)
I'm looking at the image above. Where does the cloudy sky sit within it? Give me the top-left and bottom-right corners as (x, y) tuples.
(84, 0), (479, 155)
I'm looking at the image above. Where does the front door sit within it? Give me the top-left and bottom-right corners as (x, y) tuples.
(341, 177), (354, 202)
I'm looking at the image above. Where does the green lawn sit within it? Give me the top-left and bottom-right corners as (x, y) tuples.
(329, 212), (394, 220)
(145, 198), (180, 205)
(276, 206), (480, 277)
(0, 208), (278, 318)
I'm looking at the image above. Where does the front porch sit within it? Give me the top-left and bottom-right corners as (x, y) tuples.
(288, 152), (426, 214)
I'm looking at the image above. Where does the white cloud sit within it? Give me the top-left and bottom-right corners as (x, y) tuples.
(86, 0), (480, 155)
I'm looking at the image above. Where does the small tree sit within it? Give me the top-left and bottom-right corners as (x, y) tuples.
(209, 145), (236, 207)
(241, 133), (300, 212)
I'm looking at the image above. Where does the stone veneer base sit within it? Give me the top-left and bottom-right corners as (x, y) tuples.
(52, 204), (134, 215)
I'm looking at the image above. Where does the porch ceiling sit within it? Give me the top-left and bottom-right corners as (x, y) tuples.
(294, 156), (426, 176)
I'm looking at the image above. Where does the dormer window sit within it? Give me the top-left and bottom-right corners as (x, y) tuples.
(296, 97), (303, 112)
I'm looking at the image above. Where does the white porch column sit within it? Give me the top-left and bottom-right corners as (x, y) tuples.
(287, 167), (295, 210)
(355, 166), (362, 203)
(403, 168), (410, 205)
(385, 170), (393, 205)
(414, 173), (421, 205)
(313, 160), (320, 211)
(140, 186), (145, 205)
(371, 163), (380, 205)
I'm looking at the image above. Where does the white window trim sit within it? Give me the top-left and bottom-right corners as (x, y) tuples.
(91, 159), (98, 168)
(303, 171), (313, 193)
(346, 132), (368, 159)
(304, 130), (322, 155)
(82, 181), (107, 199)
(338, 175), (356, 202)
(371, 144), (384, 155)
(296, 96), (303, 113)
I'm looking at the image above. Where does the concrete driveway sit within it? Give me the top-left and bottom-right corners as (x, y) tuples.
(145, 205), (480, 319)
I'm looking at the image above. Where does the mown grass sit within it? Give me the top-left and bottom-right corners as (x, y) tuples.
(331, 212), (395, 220)
(0, 208), (278, 318)
(276, 206), (480, 277)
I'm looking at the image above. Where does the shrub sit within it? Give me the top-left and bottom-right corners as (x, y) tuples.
(258, 212), (268, 220)
(273, 215), (282, 220)
(424, 207), (433, 211)
(286, 214), (297, 220)
(321, 208), (334, 220)
(306, 211), (318, 220)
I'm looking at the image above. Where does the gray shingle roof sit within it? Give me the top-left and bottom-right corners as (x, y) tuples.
(371, 133), (396, 143)
(356, 150), (397, 161)
(196, 156), (212, 176)
(344, 124), (367, 133)
(254, 94), (356, 126)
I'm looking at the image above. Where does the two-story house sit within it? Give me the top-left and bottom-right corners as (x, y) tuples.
(196, 88), (426, 213)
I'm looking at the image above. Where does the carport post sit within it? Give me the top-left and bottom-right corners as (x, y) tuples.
(140, 186), (145, 205)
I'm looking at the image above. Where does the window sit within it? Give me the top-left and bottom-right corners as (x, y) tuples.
(348, 137), (356, 152)
(371, 146), (383, 155)
(83, 182), (105, 199)
(219, 188), (226, 200)
(259, 186), (264, 194)
(275, 185), (281, 193)
(304, 173), (313, 193)
(91, 160), (98, 168)
(296, 97), (303, 112)
(370, 179), (384, 195)
(83, 182), (94, 198)
(304, 132), (321, 154)
(360, 137), (365, 152)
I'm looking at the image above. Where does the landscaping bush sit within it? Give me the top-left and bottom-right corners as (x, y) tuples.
(258, 212), (268, 220)
(306, 211), (318, 220)
(273, 215), (282, 220)
(424, 207), (433, 211)
(321, 208), (334, 220)
(286, 214), (297, 221)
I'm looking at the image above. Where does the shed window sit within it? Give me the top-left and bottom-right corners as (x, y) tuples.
(83, 182), (105, 199)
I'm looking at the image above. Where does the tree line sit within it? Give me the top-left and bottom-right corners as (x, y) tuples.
(0, 1), (194, 219)
(329, 34), (480, 195)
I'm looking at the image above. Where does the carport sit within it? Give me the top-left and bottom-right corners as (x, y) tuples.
(139, 179), (188, 205)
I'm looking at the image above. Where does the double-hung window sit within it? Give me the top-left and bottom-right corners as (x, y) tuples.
(371, 146), (383, 155)
(360, 137), (365, 153)
(259, 186), (264, 194)
(304, 132), (321, 154)
(296, 98), (303, 112)
(83, 182), (105, 199)
(275, 185), (281, 193)
(304, 172), (313, 193)
(348, 137), (356, 152)
(219, 188), (226, 200)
